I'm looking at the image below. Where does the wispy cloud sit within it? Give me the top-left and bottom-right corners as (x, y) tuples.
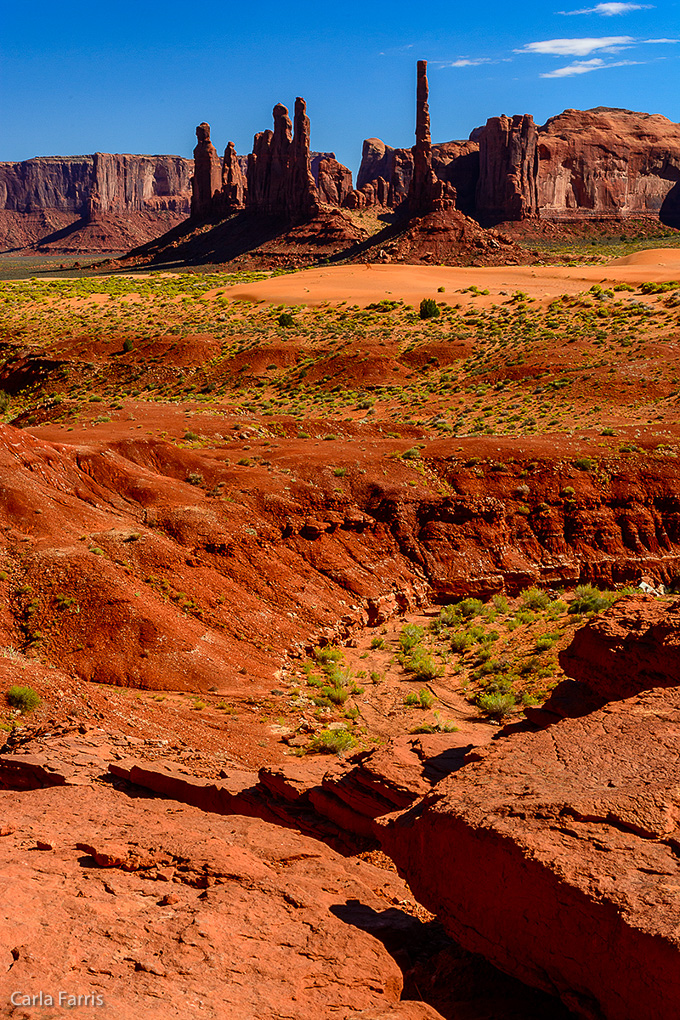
(559, 3), (653, 15)
(541, 56), (642, 75)
(438, 57), (495, 67)
(516, 36), (634, 55)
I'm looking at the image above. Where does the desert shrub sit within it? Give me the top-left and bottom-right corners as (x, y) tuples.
(185, 471), (204, 486)
(399, 624), (424, 653)
(476, 691), (516, 721)
(573, 457), (592, 471)
(313, 646), (343, 667)
(401, 649), (440, 682)
(401, 447), (421, 460)
(450, 630), (474, 654)
(123, 338), (134, 353)
(419, 298), (440, 320)
(404, 691), (420, 707)
(520, 587), (550, 611)
(6, 685), (40, 713)
(457, 597), (485, 619)
(309, 728), (355, 754)
(439, 604), (463, 627)
(278, 311), (295, 327)
(492, 594), (509, 614)
(370, 636), (384, 650)
(535, 634), (556, 652)
(568, 584), (613, 615)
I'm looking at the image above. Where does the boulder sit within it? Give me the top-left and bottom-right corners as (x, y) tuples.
(559, 594), (680, 701)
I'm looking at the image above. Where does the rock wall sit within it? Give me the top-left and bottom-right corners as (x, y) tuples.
(353, 93), (680, 226)
(476, 114), (539, 226)
(0, 153), (192, 252)
(537, 107), (680, 225)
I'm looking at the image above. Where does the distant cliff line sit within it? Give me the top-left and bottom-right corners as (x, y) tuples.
(3, 82), (680, 254)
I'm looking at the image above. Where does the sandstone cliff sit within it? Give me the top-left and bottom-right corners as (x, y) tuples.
(537, 107), (680, 224)
(353, 96), (680, 227)
(0, 153), (192, 253)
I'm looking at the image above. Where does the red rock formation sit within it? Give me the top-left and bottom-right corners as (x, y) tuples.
(0, 153), (192, 252)
(246, 100), (320, 221)
(0, 782), (443, 1019)
(559, 594), (680, 701)
(408, 60), (456, 216)
(380, 666), (680, 1019)
(476, 114), (538, 225)
(537, 107), (680, 225)
(288, 98), (320, 220)
(220, 140), (247, 212)
(190, 122), (222, 219)
(315, 156), (353, 206)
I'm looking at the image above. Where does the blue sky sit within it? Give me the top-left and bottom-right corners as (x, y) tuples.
(1, 0), (678, 175)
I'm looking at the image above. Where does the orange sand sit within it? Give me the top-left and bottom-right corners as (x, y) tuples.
(222, 248), (680, 308)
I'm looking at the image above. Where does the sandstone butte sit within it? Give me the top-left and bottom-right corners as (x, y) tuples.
(379, 595), (680, 1020)
(3, 60), (680, 256)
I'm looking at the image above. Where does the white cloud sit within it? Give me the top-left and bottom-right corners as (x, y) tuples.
(440, 57), (494, 67)
(559, 3), (653, 15)
(516, 36), (633, 55)
(541, 57), (642, 75)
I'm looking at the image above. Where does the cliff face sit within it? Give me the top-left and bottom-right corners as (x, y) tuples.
(0, 153), (192, 252)
(537, 107), (680, 225)
(476, 114), (538, 226)
(353, 102), (680, 227)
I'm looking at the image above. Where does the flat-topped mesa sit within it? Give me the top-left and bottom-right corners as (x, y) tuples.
(190, 122), (222, 219)
(408, 60), (456, 216)
(476, 114), (539, 225)
(221, 141), (247, 213)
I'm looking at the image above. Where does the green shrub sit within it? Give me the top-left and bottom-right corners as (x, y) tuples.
(477, 691), (516, 721)
(450, 630), (473, 654)
(419, 298), (440, 320)
(573, 457), (593, 471)
(401, 647), (441, 682)
(399, 624), (424, 653)
(278, 312), (295, 327)
(535, 634), (556, 653)
(568, 584), (613, 615)
(7, 685), (40, 713)
(309, 728), (355, 754)
(520, 587), (550, 611)
(370, 636), (384, 650)
(457, 597), (485, 619)
(123, 338), (134, 353)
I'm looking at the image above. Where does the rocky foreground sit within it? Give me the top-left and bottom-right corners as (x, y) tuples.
(380, 597), (680, 1020)
(1, 597), (679, 1017)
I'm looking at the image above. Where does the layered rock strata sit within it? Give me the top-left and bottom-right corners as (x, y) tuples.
(0, 154), (192, 252)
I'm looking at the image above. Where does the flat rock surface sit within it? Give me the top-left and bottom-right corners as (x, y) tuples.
(379, 683), (680, 1020)
(0, 783), (442, 1020)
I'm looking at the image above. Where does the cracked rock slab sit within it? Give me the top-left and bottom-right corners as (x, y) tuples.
(378, 684), (680, 1020)
(0, 783), (443, 1020)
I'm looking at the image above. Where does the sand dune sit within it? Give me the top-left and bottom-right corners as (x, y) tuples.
(222, 248), (680, 308)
